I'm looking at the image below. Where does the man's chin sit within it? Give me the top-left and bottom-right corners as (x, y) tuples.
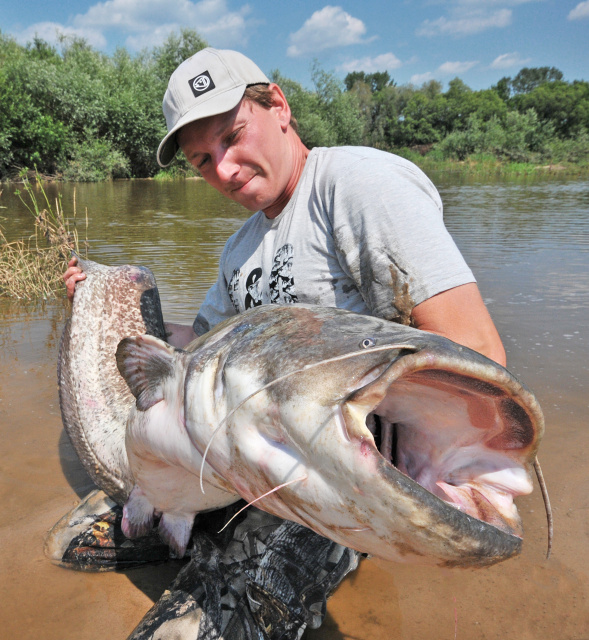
(233, 195), (265, 212)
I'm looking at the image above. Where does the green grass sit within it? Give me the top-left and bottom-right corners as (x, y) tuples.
(403, 150), (589, 179)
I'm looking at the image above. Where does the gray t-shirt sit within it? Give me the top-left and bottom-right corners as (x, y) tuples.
(193, 146), (474, 334)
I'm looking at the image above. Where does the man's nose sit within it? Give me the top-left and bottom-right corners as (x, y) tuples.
(215, 151), (239, 183)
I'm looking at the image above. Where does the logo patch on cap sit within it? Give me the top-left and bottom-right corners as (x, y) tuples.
(188, 71), (216, 98)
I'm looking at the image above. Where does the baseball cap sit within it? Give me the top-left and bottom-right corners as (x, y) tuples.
(157, 48), (270, 167)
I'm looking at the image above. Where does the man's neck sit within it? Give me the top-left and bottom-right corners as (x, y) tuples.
(263, 135), (310, 220)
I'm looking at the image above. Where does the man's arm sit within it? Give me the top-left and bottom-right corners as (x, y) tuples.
(165, 322), (198, 348)
(410, 282), (506, 366)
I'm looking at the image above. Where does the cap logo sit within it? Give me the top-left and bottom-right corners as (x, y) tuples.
(188, 71), (216, 98)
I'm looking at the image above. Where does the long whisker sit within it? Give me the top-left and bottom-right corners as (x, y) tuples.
(217, 475), (308, 533)
(198, 343), (416, 493)
(533, 456), (553, 559)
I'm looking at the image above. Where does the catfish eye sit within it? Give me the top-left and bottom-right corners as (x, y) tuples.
(361, 338), (376, 349)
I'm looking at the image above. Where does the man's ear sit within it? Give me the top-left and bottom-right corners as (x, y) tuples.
(268, 83), (292, 131)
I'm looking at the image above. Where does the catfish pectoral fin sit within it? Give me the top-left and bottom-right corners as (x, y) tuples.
(122, 486), (155, 539)
(116, 335), (181, 411)
(158, 513), (194, 559)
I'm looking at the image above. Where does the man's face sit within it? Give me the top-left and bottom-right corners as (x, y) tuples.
(178, 92), (293, 217)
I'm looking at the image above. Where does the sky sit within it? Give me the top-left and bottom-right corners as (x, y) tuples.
(2, 0), (588, 91)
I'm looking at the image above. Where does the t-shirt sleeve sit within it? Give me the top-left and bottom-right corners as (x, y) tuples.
(329, 155), (475, 323)
(192, 241), (238, 335)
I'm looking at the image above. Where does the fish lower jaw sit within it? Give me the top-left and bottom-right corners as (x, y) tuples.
(434, 481), (523, 537)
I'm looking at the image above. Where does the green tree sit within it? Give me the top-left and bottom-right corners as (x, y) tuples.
(421, 79), (443, 100)
(513, 80), (589, 137)
(492, 76), (511, 101)
(397, 93), (441, 146)
(0, 29), (210, 179)
(344, 70), (394, 93)
(311, 63), (363, 146)
(270, 71), (334, 147)
(344, 71), (368, 92)
(511, 66), (564, 94)
(151, 29), (208, 84)
(0, 34), (72, 175)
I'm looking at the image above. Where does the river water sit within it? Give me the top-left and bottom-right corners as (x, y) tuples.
(1, 173), (588, 639)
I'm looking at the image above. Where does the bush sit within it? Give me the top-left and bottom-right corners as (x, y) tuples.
(546, 128), (589, 164)
(500, 110), (554, 162)
(436, 110), (555, 163)
(60, 137), (130, 181)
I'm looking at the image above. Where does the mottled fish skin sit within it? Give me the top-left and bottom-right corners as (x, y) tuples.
(117, 303), (545, 568)
(58, 258), (167, 505)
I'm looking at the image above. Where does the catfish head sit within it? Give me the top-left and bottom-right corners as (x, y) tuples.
(181, 305), (544, 568)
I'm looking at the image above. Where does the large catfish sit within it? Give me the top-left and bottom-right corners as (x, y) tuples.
(58, 258), (547, 569)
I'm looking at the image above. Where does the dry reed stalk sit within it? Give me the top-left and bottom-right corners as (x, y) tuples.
(0, 173), (88, 300)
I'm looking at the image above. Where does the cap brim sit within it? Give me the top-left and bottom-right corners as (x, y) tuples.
(157, 84), (247, 168)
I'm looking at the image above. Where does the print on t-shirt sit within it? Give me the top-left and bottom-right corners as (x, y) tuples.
(228, 269), (241, 312)
(270, 244), (297, 304)
(228, 244), (298, 311)
(245, 267), (263, 309)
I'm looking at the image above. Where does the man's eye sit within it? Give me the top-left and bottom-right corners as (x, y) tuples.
(197, 156), (210, 169)
(226, 127), (242, 145)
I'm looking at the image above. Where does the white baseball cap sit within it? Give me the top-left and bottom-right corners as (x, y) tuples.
(157, 48), (270, 167)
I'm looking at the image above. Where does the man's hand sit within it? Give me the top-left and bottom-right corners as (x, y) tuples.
(165, 322), (198, 348)
(63, 256), (86, 303)
(411, 282), (506, 366)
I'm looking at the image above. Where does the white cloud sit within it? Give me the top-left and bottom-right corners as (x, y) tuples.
(338, 53), (402, 73)
(417, 8), (512, 36)
(410, 72), (434, 85)
(489, 52), (531, 69)
(124, 25), (181, 51)
(568, 1), (589, 19)
(12, 22), (107, 48)
(198, 6), (254, 46)
(13, 0), (254, 52)
(287, 6), (374, 57)
(416, 0), (543, 38)
(438, 60), (478, 74)
(410, 59), (480, 85)
(73, 0), (238, 30)
(454, 0), (535, 5)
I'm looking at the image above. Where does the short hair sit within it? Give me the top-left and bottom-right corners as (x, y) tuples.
(244, 84), (299, 133)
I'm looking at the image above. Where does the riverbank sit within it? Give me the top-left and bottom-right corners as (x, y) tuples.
(3, 146), (589, 186)
(148, 153), (589, 183)
(399, 151), (589, 180)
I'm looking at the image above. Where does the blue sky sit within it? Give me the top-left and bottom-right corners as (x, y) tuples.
(3, 0), (588, 91)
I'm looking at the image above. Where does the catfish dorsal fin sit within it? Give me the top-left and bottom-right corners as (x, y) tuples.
(116, 334), (179, 411)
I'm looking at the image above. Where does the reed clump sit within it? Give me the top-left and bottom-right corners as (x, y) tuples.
(0, 173), (88, 300)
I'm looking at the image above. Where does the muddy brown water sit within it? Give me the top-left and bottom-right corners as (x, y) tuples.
(1, 174), (588, 639)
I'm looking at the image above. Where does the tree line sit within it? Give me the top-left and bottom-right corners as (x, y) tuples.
(1, 29), (588, 181)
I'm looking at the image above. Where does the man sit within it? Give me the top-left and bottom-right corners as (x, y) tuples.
(65, 48), (504, 366)
(65, 47), (505, 638)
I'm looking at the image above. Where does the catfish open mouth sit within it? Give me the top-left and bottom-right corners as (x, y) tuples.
(344, 348), (545, 539)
